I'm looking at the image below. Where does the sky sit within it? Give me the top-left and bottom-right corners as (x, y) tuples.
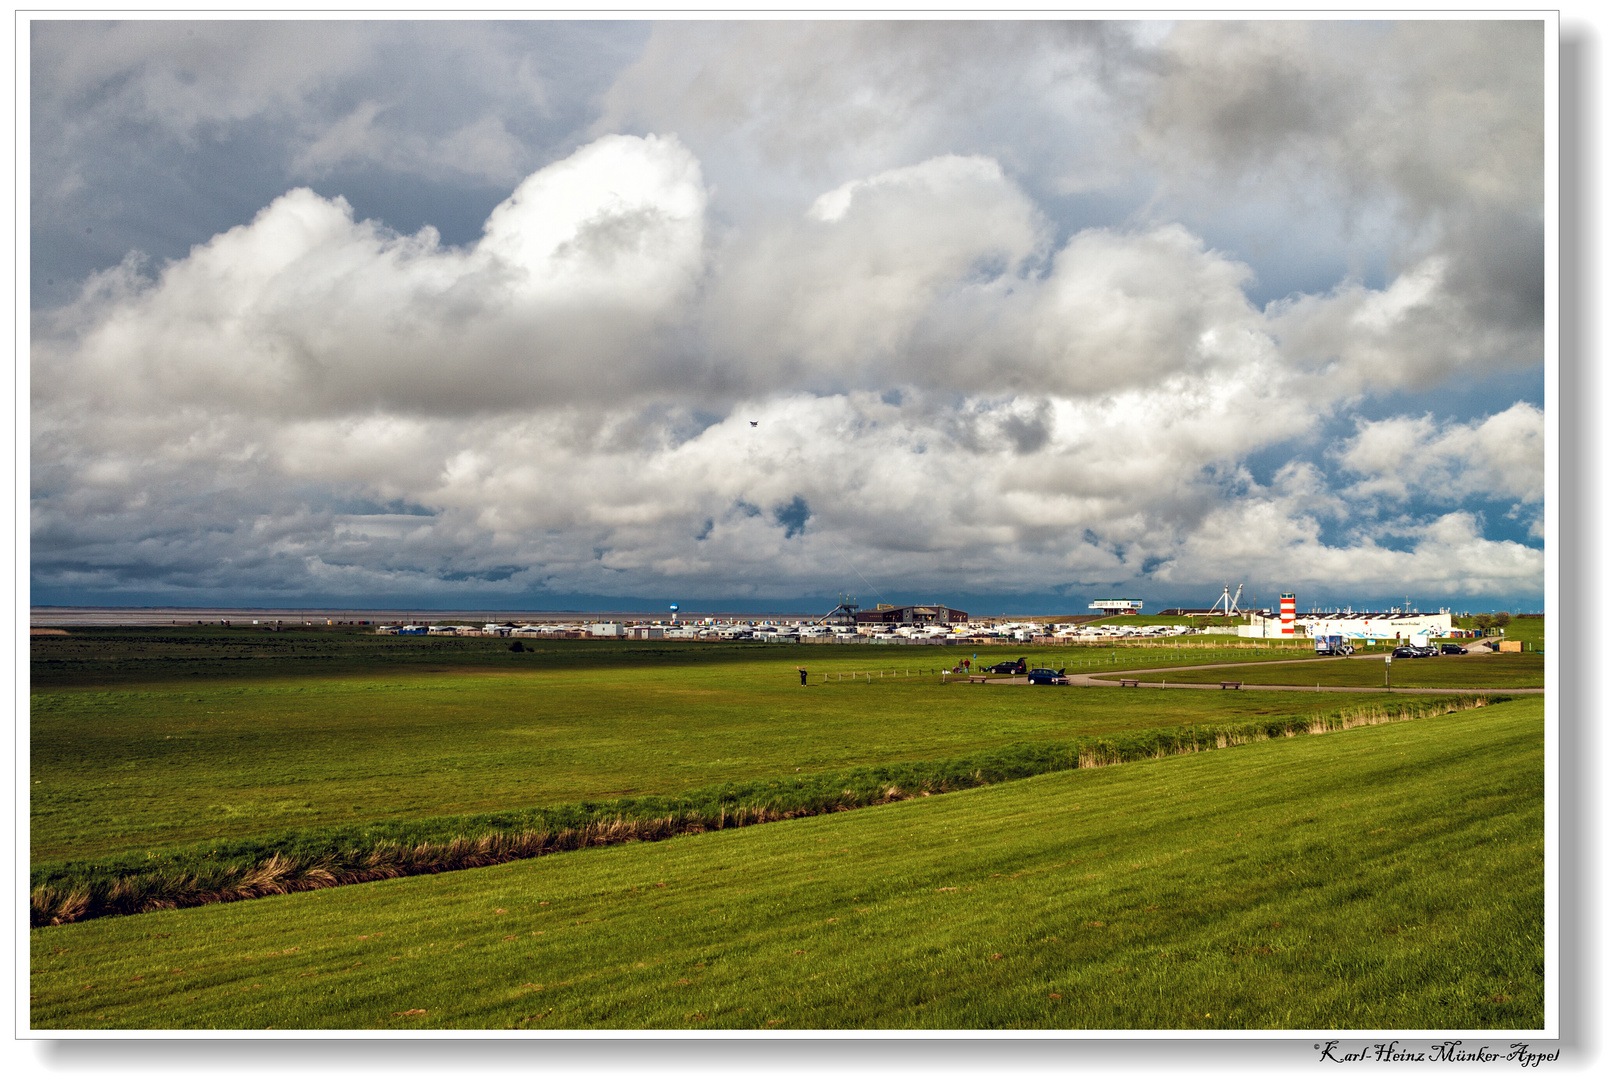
(27, 18), (1549, 616)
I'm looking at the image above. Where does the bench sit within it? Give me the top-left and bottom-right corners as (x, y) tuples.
(967, 675), (990, 684)
(1219, 681), (1243, 690)
(1118, 679), (1139, 688)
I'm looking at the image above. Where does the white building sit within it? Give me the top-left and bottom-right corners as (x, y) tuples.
(1238, 610), (1454, 641)
(1089, 598), (1144, 614)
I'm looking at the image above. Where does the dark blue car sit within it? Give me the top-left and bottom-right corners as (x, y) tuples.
(1027, 668), (1068, 685)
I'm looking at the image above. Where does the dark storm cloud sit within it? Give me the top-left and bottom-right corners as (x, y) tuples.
(1140, 20), (1545, 344)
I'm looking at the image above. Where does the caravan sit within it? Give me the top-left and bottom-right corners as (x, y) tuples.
(1314, 634), (1355, 656)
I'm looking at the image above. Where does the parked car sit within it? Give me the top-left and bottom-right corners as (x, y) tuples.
(983, 657), (1028, 675)
(1027, 668), (1068, 685)
(1391, 646), (1421, 658)
(1440, 643), (1467, 655)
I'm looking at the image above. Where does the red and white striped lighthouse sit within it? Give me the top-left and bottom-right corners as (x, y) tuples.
(1280, 593), (1296, 637)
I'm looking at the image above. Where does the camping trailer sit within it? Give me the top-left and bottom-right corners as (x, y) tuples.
(1314, 634), (1355, 656)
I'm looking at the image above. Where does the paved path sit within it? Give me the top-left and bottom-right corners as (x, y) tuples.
(1074, 679), (1543, 695)
(961, 652), (1543, 695)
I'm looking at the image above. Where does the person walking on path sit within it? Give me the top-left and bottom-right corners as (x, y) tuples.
(798, 666), (808, 686)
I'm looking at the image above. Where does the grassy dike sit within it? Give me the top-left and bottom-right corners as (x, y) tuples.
(29, 696), (1543, 1031)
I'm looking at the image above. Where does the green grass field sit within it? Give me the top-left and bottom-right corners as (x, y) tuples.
(28, 696), (1544, 1031)
(28, 626), (1307, 692)
(1455, 615), (1546, 652)
(29, 636), (1341, 863)
(30, 627), (813, 690)
(29, 627), (1545, 1030)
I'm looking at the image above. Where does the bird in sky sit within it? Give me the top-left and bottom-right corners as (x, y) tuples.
(749, 421), (758, 427)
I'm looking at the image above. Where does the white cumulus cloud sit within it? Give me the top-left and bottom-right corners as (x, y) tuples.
(35, 134), (709, 419)
(1334, 403), (1545, 506)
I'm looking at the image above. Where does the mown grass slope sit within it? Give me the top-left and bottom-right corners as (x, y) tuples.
(29, 696), (1543, 1031)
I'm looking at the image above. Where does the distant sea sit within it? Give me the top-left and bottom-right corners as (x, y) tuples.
(29, 606), (822, 626)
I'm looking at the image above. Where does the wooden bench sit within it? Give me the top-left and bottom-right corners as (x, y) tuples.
(1118, 679), (1140, 688)
(1219, 681), (1243, 690)
(967, 675), (990, 684)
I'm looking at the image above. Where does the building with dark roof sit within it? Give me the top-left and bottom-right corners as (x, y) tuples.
(854, 603), (969, 625)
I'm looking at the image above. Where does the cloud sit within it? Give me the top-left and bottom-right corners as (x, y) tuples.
(704, 154), (1046, 385)
(1140, 22), (1543, 221)
(1333, 402), (1545, 507)
(30, 21), (608, 188)
(595, 21), (1144, 201)
(290, 103), (533, 185)
(34, 139), (1543, 602)
(1142, 21), (1544, 336)
(36, 134), (709, 418)
(39, 141), (1335, 415)
(29, 20), (654, 318)
(1265, 256), (1543, 397)
(31, 21), (377, 136)
(30, 23), (1546, 608)
(31, 384), (1546, 605)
